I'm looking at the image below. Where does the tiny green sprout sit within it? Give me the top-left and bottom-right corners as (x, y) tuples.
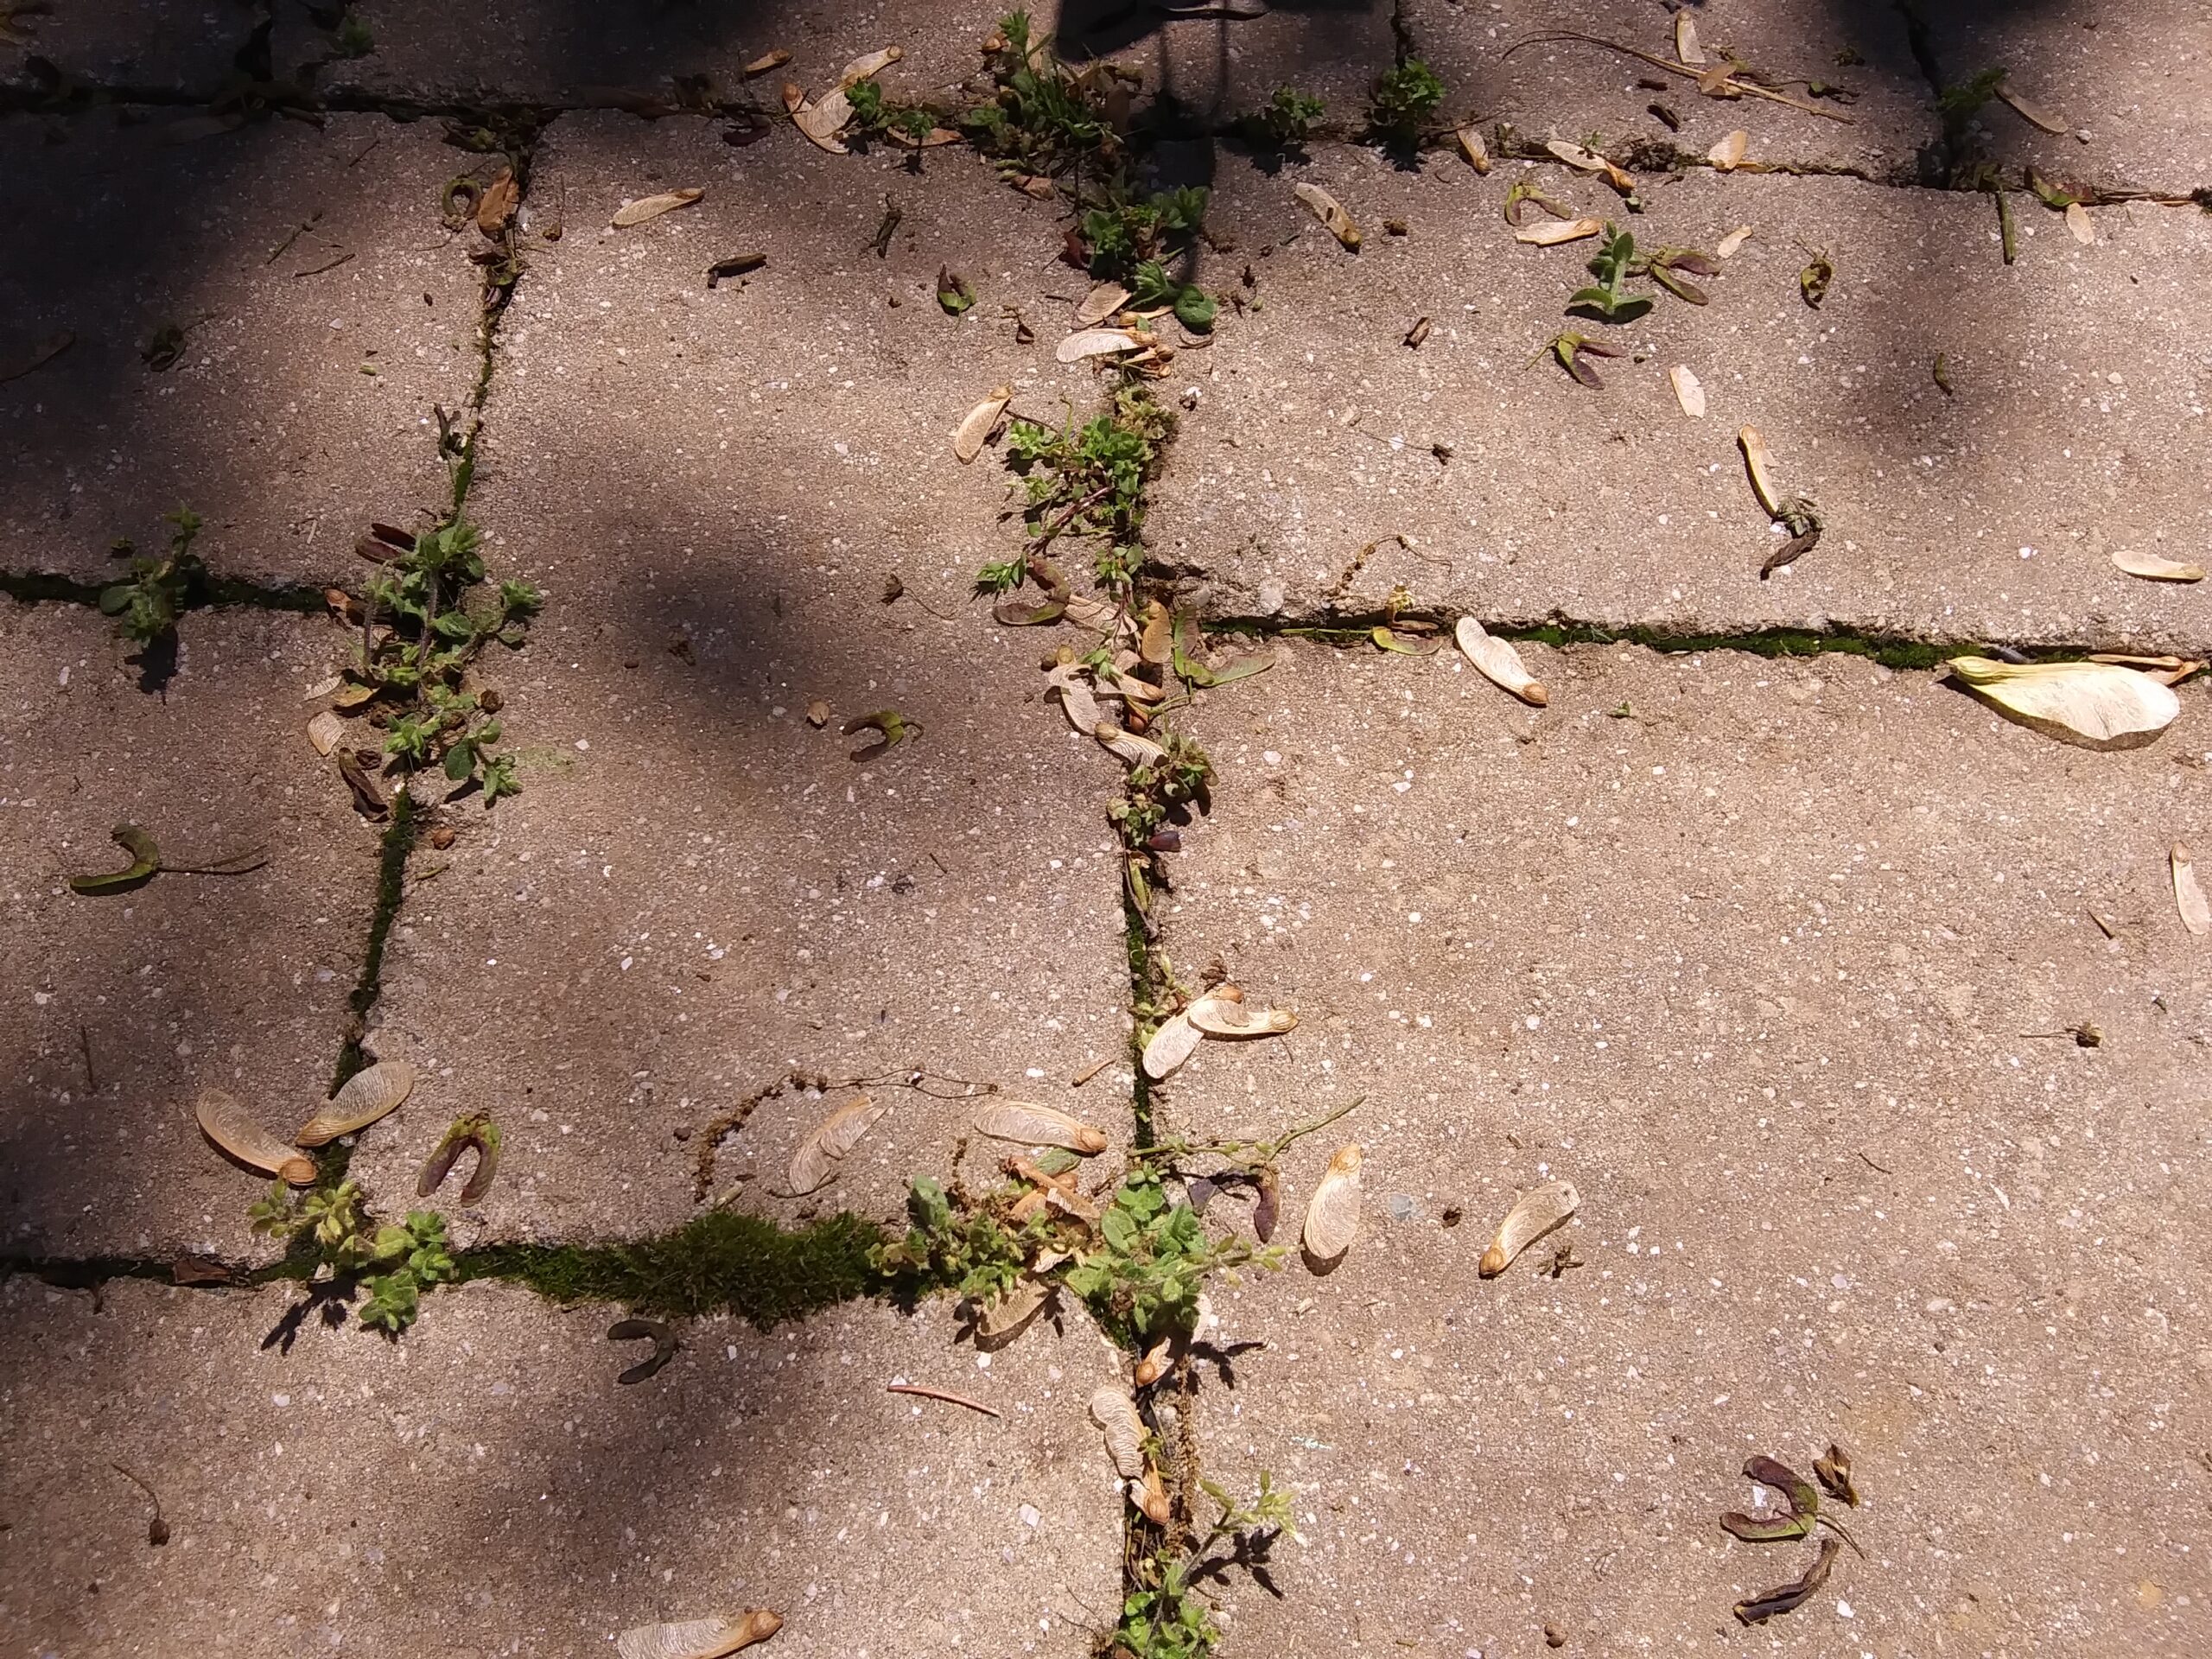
(98, 505), (206, 647)
(1366, 59), (1443, 150)
(1567, 225), (1652, 322)
(1238, 86), (1324, 149)
(333, 12), (374, 58)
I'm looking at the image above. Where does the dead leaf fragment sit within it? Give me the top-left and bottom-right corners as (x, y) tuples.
(197, 1090), (315, 1185)
(476, 168), (518, 236)
(953, 385), (1013, 462)
(1669, 365), (1707, 418)
(306, 710), (346, 756)
(1735, 1536), (1840, 1625)
(1738, 425), (1783, 518)
(976, 1274), (1054, 1346)
(787, 1095), (888, 1195)
(972, 1100), (1108, 1154)
(1455, 122), (1491, 173)
(1513, 217), (1603, 246)
(1544, 138), (1633, 193)
(705, 251), (767, 288)
(1090, 1384), (1147, 1478)
(742, 50), (790, 76)
(805, 700), (830, 727)
(616, 1610), (783, 1659)
(1675, 10), (1706, 65)
(1479, 1178), (1580, 1277)
(1077, 281), (1132, 326)
(1996, 78), (2067, 134)
(2174, 844), (2211, 936)
(792, 88), (854, 152)
(1814, 1443), (1859, 1508)
(2112, 549), (2203, 582)
(1948, 657), (2179, 750)
(1715, 226), (1753, 258)
(2064, 200), (2093, 243)
(1302, 1143), (1364, 1262)
(1455, 615), (1547, 706)
(1707, 129), (1749, 171)
(611, 188), (703, 228)
(1293, 181), (1361, 250)
(608, 1317), (678, 1384)
(296, 1059), (415, 1147)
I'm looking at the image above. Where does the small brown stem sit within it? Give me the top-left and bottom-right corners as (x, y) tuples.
(887, 1382), (1001, 1418)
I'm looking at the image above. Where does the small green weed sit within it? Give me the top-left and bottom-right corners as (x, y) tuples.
(963, 10), (1117, 179)
(1079, 185), (1209, 283)
(1567, 225), (1652, 322)
(251, 1179), (457, 1335)
(333, 12), (373, 58)
(1116, 1473), (1297, 1659)
(873, 1176), (1056, 1301)
(1366, 59), (1443, 150)
(985, 378), (1173, 598)
(1128, 257), (1217, 332)
(99, 507), (205, 646)
(1236, 86), (1324, 150)
(1065, 1170), (1279, 1350)
(1110, 729), (1212, 912)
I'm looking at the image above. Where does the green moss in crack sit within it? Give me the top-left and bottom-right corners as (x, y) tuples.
(332, 791), (418, 1094)
(463, 1210), (886, 1326)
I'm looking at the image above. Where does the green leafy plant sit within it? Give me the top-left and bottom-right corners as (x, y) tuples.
(963, 11), (1117, 175)
(345, 415), (539, 805)
(1366, 59), (1443, 150)
(251, 1180), (457, 1334)
(872, 1176), (1053, 1302)
(1567, 225), (1653, 322)
(333, 12), (373, 58)
(1079, 185), (1209, 282)
(1127, 258), (1217, 333)
(1065, 1171), (1279, 1349)
(1116, 1473), (1297, 1659)
(1109, 728), (1212, 910)
(99, 507), (206, 646)
(987, 378), (1173, 599)
(1237, 86), (1324, 150)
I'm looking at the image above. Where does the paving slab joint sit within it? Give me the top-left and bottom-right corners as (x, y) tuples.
(0, 567), (329, 615)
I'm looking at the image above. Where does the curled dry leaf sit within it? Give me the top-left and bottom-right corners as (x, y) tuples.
(1735, 1535), (1840, 1626)
(793, 87), (855, 151)
(296, 1059), (415, 1147)
(976, 1274), (1053, 1346)
(1715, 225), (1753, 258)
(69, 823), (162, 894)
(1096, 723), (1167, 767)
(1996, 78), (2067, 134)
(1056, 327), (1148, 363)
(2064, 201), (2093, 244)
(616, 1610), (783, 1659)
(1707, 130), (1750, 171)
(1077, 281), (1132, 327)
(1478, 1178), (1580, 1277)
(1455, 122), (1491, 173)
(1675, 10), (1706, 65)
(2112, 548), (2203, 582)
(1141, 1010), (1202, 1080)
(1738, 425), (1783, 518)
(1253, 1164), (1281, 1242)
(1188, 997), (1297, 1038)
(1301, 1143), (1364, 1262)
(1814, 1443), (1859, 1508)
(1947, 657), (2178, 750)
(1513, 216), (1603, 246)
(476, 168), (518, 237)
(2173, 844), (2211, 936)
(198, 1090), (316, 1185)
(306, 710), (346, 756)
(1669, 365), (1707, 418)
(972, 1100), (1109, 1154)
(742, 50), (791, 76)
(787, 1095), (888, 1195)
(953, 385), (1013, 462)
(608, 1317), (679, 1384)
(1455, 615), (1548, 706)
(611, 188), (704, 229)
(1090, 1384), (1147, 1478)
(1403, 315), (1431, 349)
(1293, 181), (1361, 250)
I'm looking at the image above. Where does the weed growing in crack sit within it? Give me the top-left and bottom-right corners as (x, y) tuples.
(1236, 86), (1324, 153)
(99, 508), (205, 647)
(1366, 59), (1444, 153)
(963, 10), (1120, 180)
(332, 12), (374, 59)
(1110, 731), (1212, 912)
(250, 1179), (456, 1335)
(1065, 1170), (1280, 1351)
(982, 378), (1175, 601)
(1115, 1473), (1296, 1659)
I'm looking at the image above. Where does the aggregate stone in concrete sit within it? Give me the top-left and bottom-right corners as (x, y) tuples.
(274, 0), (1003, 110)
(1, 0), (260, 99)
(0, 604), (378, 1261)
(1150, 639), (2212, 1654)
(341, 118), (1139, 1245)
(0, 111), (482, 587)
(0, 1275), (1122, 1656)
(1408, 0), (1940, 181)
(1920, 0), (2212, 196)
(1154, 149), (2212, 649)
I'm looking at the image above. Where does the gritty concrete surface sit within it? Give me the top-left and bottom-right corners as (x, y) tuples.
(1151, 639), (2212, 1653)
(0, 1274), (1123, 1656)
(1920, 0), (2212, 194)
(1154, 149), (2212, 647)
(339, 117), (1138, 1245)
(0, 110), (481, 587)
(274, 0), (1002, 110)
(1410, 0), (1940, 181)
(1, 0), (259, 99)
(0, 604), (377, 1260)
(1077, 0), (1399, 133)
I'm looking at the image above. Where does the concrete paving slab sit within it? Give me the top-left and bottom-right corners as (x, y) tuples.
(339, 116), (1138, 1245)
(0, 603), (378, 1261)
(1408, 0), (1939, 181)
(0, 110), (483, 588)
(1920, 0), (2212, 196)
(1, 0), (259, 99)
(1149, 639), (2212, 1654)
(274, 0), (1001, 111)
(1154, 149), (2212, 649)
(0, 1274), (1122, 1656)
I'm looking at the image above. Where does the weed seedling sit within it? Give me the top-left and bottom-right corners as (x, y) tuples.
(1116, 1473), (1297, 1659)
(99, 507), (206, 646)
(1236, 86), (1324, 151)
(1567, 225), (1652, 322)
(251, 1179), (457, 1335)
(333, 12), (373, 58)
(988, 378), (1174, 597)
(1366, 59), (1443, 152)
